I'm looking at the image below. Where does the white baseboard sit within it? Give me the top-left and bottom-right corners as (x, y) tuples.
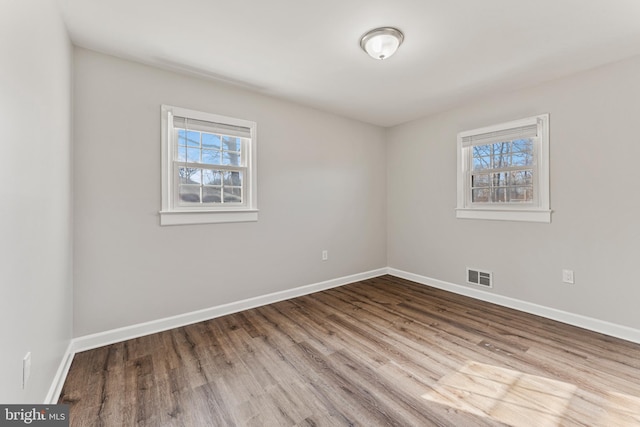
(388, 268), (640, 345)
(72, 268), (387, 354)
(44, 341), (75, 404)
(46, 268), (386, 403)
(49, 266), (640, 404)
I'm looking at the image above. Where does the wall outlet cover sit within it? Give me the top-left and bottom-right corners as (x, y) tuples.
(562, 269), (575, 284)
(23, 352), (31, 389)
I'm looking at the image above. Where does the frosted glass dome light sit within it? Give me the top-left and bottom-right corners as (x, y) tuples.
(360, 27), (404, 60)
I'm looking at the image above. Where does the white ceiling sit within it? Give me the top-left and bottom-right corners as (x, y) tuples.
(56, 0), (640, 127)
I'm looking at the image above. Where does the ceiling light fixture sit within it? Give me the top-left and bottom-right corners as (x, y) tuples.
(360, 27), (404, 60)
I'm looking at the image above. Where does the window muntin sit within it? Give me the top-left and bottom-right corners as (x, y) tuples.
(456, 114), (550, 223)
(173, 122), (246, 207)
(470, 138), (534, 204)
(160, 105), (257, 225)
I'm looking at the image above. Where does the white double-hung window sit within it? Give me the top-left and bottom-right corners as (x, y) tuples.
(456, 114), (550, 223)
(160, 105), (257, 225)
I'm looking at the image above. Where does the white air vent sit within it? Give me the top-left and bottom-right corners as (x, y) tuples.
(467, 268), (492, 288)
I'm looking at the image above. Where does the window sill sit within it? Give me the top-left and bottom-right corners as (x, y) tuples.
(456, 208), (551, 223)
(159, 209), (258, 226)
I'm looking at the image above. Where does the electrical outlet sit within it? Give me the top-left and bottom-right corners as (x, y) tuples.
(322, 250), (328, 261)
(23, 352), (31, 389)
(562, 269), (574, 284)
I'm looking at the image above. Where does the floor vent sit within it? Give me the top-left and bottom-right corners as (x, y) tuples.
(467, 268), (492, 288)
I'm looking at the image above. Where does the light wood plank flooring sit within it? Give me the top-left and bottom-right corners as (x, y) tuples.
(59, 275), (640, 426)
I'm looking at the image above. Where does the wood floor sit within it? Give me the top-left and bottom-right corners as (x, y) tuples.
(59, 275), (640, 426)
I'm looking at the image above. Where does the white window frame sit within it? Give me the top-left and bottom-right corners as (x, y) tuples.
(160, 105), (258, 226)
(456, 114), (551, 223)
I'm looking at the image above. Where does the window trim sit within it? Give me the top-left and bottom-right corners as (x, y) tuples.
(160, 105), (258, 226)
(456, 114), (551, 223)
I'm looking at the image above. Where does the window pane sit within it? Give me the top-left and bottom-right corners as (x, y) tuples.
(186, 130), (200, 147)
(183, 130), (200, 147)
(512, 138), (533, 153)
(473, 156), (491, 171)
(222, 136), (240, 151)
(473, 146), (491, 157)
(492, 187), (508, 202)
(202, 187), (221, 203)
(179, 167), (201, 184)
(493, 142), (510, 154)
(202, 133), (221, 149)
(492, 143), (510, 168)
(203, 169), (222, 185)
(472, 188), (490, 202)
(508, 186), (533, 202)
(510, 170), (533, 185)
(177, 145), (186, 162)
(491, 172), (509, 187)
(202, 149), (221, 165)
(178, 129), (187, 146)
(511, 152), (532, 166)
(179, 185), (200, 203)
(471, 174), (490, 188)
(223, 187), (242, 203)
(186, 147), (200, 163)
(223, 171), (242, 186)
(223, 151), (241, 166)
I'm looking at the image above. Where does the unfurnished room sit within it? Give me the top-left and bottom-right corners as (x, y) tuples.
(2, 0), (640, 426)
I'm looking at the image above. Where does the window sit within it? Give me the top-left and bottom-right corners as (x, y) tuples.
(160, 105), (257, 225)
(456, 114), (550, 223)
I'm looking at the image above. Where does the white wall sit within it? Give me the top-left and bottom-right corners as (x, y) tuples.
(72, 48), (387, 336)
(0, 0), (73, 403)
(388, 55), (640, 330)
